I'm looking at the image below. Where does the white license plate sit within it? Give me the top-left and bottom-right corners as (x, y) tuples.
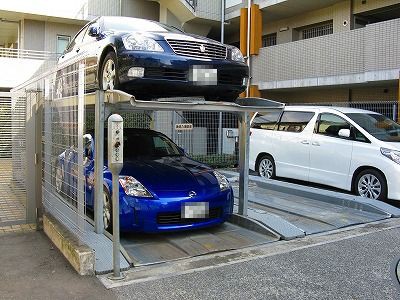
(189, 66), (217, 85)
(181, 202), (209, 219)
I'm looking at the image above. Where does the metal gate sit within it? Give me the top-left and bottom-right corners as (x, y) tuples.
(0, 92), (26, 226)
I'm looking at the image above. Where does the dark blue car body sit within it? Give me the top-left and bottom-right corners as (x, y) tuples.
(57, 129), (234, 233)
(56, 16), (249, 101)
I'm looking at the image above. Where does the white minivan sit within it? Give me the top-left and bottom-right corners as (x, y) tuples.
(249, 106), (400, 201)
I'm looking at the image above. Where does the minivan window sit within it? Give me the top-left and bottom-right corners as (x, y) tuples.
(251, 111), (281, 130)
(317, 113), (350, 138)
(277, 111), (314, 132)
(345, 113), (400, 142)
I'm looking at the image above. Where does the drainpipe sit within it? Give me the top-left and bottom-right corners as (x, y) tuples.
(246, 0), (251, 97)
(221, 0), (225, 43)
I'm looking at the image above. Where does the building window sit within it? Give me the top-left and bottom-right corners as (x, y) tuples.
(262, 33), (277, 47)
(301, 21), (333, 40)
(57, 35), (70, 55)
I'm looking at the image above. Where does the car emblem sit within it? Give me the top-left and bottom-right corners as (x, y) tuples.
(188, 191), (197, 198)
(199, 44), (206, 53)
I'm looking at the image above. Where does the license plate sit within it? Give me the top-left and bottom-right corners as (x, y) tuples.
(181, 202), (209, 219)
(189, 66), (217, 86)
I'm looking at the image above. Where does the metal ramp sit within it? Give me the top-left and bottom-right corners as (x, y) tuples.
(120, 222), (279, 266)
(221, 171), (400, 240)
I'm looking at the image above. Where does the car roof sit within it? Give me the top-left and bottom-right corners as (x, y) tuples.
(283, 105), (378, 114)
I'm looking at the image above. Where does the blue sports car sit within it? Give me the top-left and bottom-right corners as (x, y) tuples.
(54, 128), (234, 233)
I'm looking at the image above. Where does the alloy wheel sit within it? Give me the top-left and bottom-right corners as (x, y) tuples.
(102, 59), (116, 90)
(357, 174), (382, 199)
(259, 158), (274, 179)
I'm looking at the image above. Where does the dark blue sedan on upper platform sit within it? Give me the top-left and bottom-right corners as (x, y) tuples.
(55, 129), (234, 233)
(56, 16), (249, 101)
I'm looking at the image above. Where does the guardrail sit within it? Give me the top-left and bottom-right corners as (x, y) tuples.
(0, 47), (58, 60)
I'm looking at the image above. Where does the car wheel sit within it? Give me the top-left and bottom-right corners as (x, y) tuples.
(55, 163), (64, 193)
(354, 169), (387, 201)
(257, 155), (275, 179)
(100, 52), (119, 90)
(103, 188), (113, 233)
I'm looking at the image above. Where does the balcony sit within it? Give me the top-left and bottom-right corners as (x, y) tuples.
(252, 18), (400, 90)
(0, 48), (57, 89)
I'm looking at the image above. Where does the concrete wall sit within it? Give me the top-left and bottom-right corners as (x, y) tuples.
(353, 0), (400, 14)
(261, 85), (399, 103)
(196, 0), (222, 21)
(264, 0), (351, 44)
(121, 0), (160, 20)
(87, 0), (119, 18)
(23, 20), (45, 51)
(252, 18), (400, 86)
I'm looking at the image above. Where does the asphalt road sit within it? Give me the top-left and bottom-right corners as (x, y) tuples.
(114, 223), (400, 300)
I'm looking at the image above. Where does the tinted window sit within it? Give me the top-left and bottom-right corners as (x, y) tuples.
(277, 111), (314, 132)
(346, 113), (400, 142)
(123, 130), (182, 160)
(317, 113), (350, 138)
(251, 111), (281, 130)
(103, 17), (182, 33)
(66, 26), (88, 51)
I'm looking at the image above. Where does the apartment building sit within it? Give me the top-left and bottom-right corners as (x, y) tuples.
(1, 0), (399, 105)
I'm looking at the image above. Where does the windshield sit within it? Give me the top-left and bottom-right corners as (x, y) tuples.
(123, 130), (183, 160)
(345, 113), (400, 142)
(103, 17), (183, 33)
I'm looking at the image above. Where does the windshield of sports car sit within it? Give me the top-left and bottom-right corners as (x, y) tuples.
(103, 17), (183, 33)
(123, 130), (183, 160)
(345, 113), (400, 142)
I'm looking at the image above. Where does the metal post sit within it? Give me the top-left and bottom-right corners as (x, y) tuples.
(238, 111), (250, 216)
(393, 103), (397, 122)
(107, 114), (124, 280)
(218, 112), (223, 154)
(246, 0), (252, 97)
(77, 64), (85, 234)
(221, 0), (225, 43)
(94, 90), (105, 233)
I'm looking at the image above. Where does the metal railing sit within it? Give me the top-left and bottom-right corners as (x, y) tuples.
(184, 0), (197, 10)
(0, 47), (58, 60)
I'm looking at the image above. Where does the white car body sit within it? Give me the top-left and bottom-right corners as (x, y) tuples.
(249, 106), (400, 201)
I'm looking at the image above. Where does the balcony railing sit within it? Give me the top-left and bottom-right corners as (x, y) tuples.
(184, 0), (197, 10)
(0, 47), (58, 60)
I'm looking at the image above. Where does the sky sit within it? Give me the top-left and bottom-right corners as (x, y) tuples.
(0, 0), (88, 19)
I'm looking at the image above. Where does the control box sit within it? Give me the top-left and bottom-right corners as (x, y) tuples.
(107, 114), (123, 173)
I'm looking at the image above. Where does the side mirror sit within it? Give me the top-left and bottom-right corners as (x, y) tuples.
(88, 26), (99, 37)
(338, 128), (351, 138)
(178, 146), (186, 156)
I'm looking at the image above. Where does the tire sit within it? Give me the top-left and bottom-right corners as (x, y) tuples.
(103, 187), (113, 233)
(54, 162), (64, 194)
(257, 155), (276, 179)
(99, 52), (119, 90)
(354, 169), (387, 201)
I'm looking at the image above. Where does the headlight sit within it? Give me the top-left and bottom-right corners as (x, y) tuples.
(119, 176), (152, 197)
(122, 34), (164, 52)
(213, 171), (230, 191)
(231, 47), (245, 62)
(381, 148), (400, 165)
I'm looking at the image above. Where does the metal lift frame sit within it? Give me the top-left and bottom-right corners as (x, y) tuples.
(92, 90), (284, 234)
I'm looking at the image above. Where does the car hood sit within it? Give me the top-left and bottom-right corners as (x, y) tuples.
(384, 142), (400, 151)
(119, 156), (220, 195)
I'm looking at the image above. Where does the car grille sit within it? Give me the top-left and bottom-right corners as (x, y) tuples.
(144, 67), (187, 81)
(157, 207), (222, 225)
(166, 39), (227, 60)
(218, 73), (243, 86)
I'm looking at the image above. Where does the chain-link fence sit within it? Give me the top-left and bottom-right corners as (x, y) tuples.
(288, 100), (399, 121)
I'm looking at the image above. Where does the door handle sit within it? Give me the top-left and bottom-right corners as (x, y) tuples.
(312, 141), (320, 146)
(301, 140), (310, 145)
(76, 48), (80, 53)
